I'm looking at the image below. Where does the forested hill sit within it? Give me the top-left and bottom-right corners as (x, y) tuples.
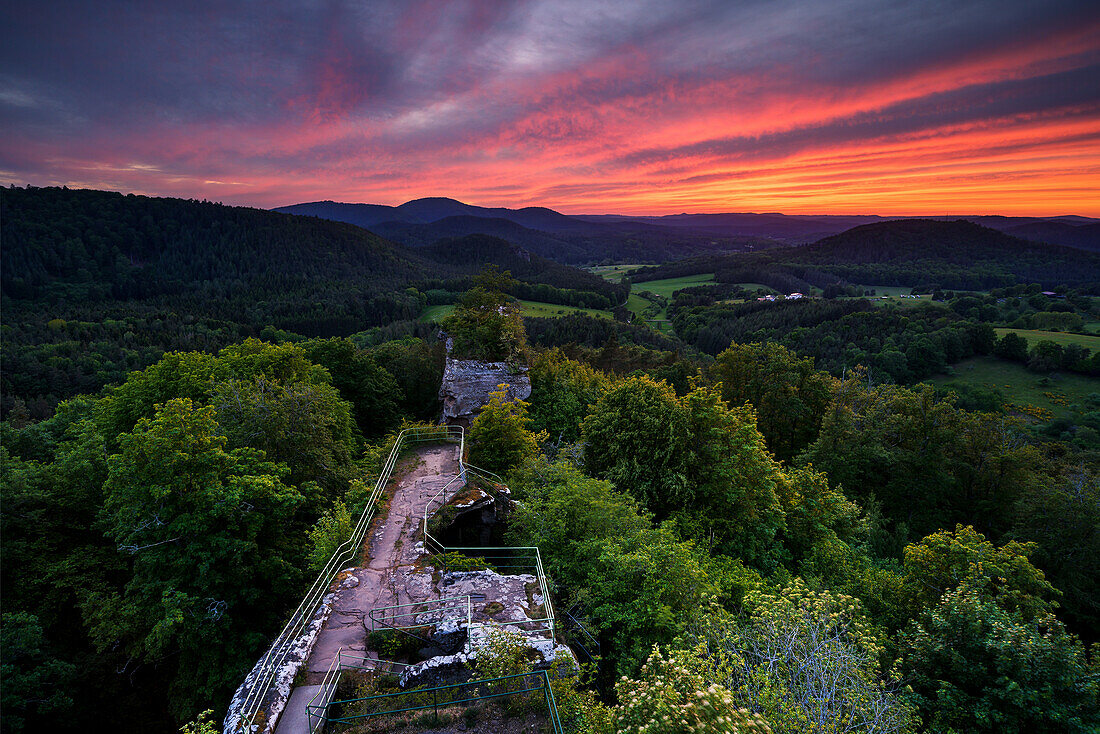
(418, 234), (627, 306)
(805, 219), (1091, 267)
(0, 187), (628, 418)
(1, 185), (441, 312)
(635, 219), (1100, 291)
(277, 197), (781, 265)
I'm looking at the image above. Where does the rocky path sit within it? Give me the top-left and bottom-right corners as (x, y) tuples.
(301, 444), (459, 683)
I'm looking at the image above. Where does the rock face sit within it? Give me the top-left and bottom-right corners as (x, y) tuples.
(438, 357), (531, 424)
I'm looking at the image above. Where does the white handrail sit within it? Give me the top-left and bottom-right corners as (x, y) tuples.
(233, 425), (462, 733)
(234, 421), (558, 733)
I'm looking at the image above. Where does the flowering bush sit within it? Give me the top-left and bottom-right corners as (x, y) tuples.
(614, 648), (771, 734)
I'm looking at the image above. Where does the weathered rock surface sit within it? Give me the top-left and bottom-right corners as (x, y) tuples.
(397, 569), (577, 688)
(438, 358), (530, 424)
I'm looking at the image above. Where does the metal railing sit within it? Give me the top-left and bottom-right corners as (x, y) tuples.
(305, 650), (412, 734)
(313, 670), (564, 734)
(559, 608), (601, 664)
(367, 595), (474, 651)
(233, 422), (564, 734)
(421, 465), (556, 641)
(232, 425), (462, 733)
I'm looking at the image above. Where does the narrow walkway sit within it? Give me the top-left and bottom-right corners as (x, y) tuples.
(305, 445), (458, 681)
(273, 445), (459, 734)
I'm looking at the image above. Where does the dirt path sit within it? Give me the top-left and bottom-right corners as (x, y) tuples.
(303, 444), (459, 682)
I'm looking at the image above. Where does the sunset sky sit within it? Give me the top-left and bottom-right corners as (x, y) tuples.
(2, 1), (1098, 216)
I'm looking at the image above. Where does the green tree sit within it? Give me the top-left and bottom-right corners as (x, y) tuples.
(0, 612), (77, 733)
(211, 375), (357, 499)
(774, 464), (864, 567)
(468, 386), (544, 475)
(89, 399), (304, 719)
(96, 339), (327, 443)
(898, 586), (1098, 733)
(680, 581), (917, 734)
(588, 526), (720, 676)
(801, 377), (1035, 546)
(300, 338), (402, 436)
(711, 342), (834, 463)
(527, 349), (609, 442)
(676, 384), (785, 568)
(583, 377), (787, 569)
(1011, 466), (1100, 635)
(1027, 340), (1064, 373)
(306, 499), (355, 572)
(902, 525), (1059, 622)
(369, 338), (446, 419)
(614, 647), (772, 734)
(581, 376), (689, 516)
(506, 458), (650, 591)
(994, 332), (1029, 362)
(441, 266), (526, 361)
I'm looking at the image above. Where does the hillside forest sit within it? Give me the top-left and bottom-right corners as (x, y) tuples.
(1, 186), (1099, 734)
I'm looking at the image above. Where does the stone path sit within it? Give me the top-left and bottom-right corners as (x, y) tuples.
(304, 444), (458, 681)
(272, 445), (460, 734)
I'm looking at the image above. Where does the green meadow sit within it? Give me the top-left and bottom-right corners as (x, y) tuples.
(928, 356), (1099, 419)
(632, 273), (716, 298)
(994, 328), (1100, 351)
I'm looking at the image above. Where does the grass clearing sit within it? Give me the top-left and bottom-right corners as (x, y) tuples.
(853, 284), (917, 297)
(517, 300), (612, 319)
(633, 273), (716, 298)
(588, 264), (646, 280)
(624, 292), (655, 318)
(419, 300), (612, 323)
(418, 304), (453, 323)
(927, 356), (1099, 419)
(994, 328), (1100, 351)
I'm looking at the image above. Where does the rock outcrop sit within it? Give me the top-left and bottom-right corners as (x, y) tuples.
(438, 357), (530, 424)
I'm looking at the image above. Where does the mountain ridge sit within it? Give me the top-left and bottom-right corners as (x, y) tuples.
(276, 198), (1100, 256)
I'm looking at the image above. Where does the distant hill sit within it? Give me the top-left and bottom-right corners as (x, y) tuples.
(0, 186), (626, 416)
(373, 216), (592, 262)
(277, 199), (1099, 265)
(275, 198), (783, 264)
(276, 197), (597, 234)
(803, 219), (1092, 267)
(1001, 221), (1100, 252)
(634, 219), (1100, 292)
(1, 186), (442, 327)
(576, 212), (885, 241)
(417, 234), (619, 297)
(413, 234), (628, 310)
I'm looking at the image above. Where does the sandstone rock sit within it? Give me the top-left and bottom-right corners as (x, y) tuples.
(438, 358), (530, 424)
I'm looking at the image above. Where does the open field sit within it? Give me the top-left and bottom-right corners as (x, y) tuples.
(588, 264), (646, 280)
(994, 328), (1100, 351)
(419, 300), (612, 323)
(624, 292), (656, 318)
(633, 273), (716, 297)
(927, 356), (1099, 419)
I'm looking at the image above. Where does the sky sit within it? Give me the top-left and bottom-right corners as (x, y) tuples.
(2, 0), (1099, 216)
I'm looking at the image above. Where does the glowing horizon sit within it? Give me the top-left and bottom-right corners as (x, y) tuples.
(2, 1), (1098, 217)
